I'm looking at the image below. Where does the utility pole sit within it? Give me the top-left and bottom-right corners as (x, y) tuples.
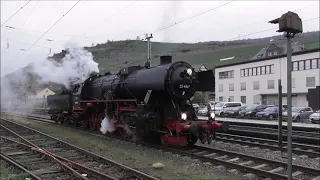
(269, 11), (302, 180)
(278, 79), (283, 149)
(144, 33), (153, 68)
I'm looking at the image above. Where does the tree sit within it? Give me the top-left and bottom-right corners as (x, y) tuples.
(136, 36), (140, 40)
(191, 91), (209, 104)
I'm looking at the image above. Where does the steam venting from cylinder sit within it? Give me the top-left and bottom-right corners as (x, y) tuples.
(160, 55), (172, 65)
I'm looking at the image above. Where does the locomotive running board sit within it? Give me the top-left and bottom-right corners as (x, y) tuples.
(195, 70), (215, 92)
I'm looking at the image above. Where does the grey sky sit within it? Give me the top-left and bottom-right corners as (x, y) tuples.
(1, 1), (319, 76)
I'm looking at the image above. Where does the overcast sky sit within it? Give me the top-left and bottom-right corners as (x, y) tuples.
(1, 1), (319, 76)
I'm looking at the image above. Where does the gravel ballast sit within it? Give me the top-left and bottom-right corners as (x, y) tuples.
(196, 140), (320, 170)
(3, 116), (252, 180)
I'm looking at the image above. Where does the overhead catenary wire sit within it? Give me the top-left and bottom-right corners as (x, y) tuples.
(20, 0), (81, 57)
(1, 0), (32, 27)
(79, 0), (138, 37)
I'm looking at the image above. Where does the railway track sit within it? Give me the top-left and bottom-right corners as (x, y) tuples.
(2, 113), (320, 180)
(0, 118), (158, 180)
(169, 145), (320, 180)
(4, 112), (320, 158)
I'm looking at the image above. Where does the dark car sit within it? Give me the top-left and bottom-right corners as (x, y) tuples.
(256, 106), (279, 120)
(239, 104), (268, 118)
(224, 106), (247, 117)
(283, 107), (314, 122)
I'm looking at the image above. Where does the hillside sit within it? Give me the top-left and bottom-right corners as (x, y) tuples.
(2, 31), (319, 96)
(51, 31), (320, 73)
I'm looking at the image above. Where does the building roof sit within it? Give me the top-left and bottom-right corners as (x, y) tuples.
(193, 64), (208, 72)
(250, 42), (305, 60)
(215, 47), (320, 69)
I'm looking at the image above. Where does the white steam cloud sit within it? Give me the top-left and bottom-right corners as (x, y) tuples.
(29, 46), (99, 88)
(0, 42), (99, 113)
(100, 116), (116, 134)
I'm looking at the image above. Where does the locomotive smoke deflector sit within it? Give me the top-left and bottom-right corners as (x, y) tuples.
(160, 55), (172, 65)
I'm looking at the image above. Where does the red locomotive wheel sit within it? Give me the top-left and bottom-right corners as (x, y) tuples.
(89, 115), (97, 131)
(160, 134), (169, 148)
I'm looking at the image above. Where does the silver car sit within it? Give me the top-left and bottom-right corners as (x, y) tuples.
(309, 110), (320, 124)
(282, 107), (314, 122)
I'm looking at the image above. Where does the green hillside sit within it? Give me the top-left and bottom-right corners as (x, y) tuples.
(49, 31), (319, 74)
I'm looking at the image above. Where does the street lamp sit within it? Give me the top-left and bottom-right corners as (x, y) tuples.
(269, 11), (303, 180)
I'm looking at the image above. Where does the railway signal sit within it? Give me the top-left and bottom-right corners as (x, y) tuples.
(269, 11), (303, 180)
(144, 33), (153, 68)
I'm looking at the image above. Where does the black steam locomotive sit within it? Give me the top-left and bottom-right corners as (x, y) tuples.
(47, 55), (228, 147)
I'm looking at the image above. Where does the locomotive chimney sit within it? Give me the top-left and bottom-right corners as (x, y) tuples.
(160, 55), (172, 65)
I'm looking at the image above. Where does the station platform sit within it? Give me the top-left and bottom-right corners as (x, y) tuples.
(198, 116), (320, 129)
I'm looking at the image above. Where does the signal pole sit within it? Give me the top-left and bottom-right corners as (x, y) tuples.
(269, 11), (302, 180)
(144, 33), (153, 68)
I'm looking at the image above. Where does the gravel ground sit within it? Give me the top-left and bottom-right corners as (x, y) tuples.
(196, 140), (320, 170)
(3, 115), (254, 180)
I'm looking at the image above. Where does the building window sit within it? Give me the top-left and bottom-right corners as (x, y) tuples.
(219, 84), (223, 92)
(257, 67), (261, 75)
(306, 77), (315, 87)
(46, 90), (48, 93)
(229, 83), (234, 91)
(267, 80), (275, 89)
(292, 78), (296, 88)
(240, 82), (246, 91)
(253, 68), (257, 75)
(293, 62), (298, 71)
(271, 65), (275, 73)
(244, 69), (248, 76)
(253, 81), (259, 90)
(299, 61), (304, 70)
(241, 96), (246, 104)
(273, 51), (278, 55)
(219, 96), (223, 102)
(266, 65), (271, 74)
(305, 60), (311, 70)
(261, 66), (266, 75)
(240, 69), (244, 77)
(268, 52), (272, 56)
(248, 68), (252, 76)
(311, 59), (317, 69)
(229, 96), (234, 102)
(219, 70), (234, 79)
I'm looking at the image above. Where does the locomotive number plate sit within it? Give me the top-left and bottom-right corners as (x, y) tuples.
(179, 84), (190, 89)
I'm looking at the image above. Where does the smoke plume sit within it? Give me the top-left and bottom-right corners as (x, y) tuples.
(100, 116), (116, 134)
(0, 42), (99, 113)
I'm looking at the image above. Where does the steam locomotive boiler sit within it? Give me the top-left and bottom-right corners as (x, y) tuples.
(47, 55), (229, 147)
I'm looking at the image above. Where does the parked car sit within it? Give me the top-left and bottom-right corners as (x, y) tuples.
(239, 104), (269, 118)
(197, 107), (208, 116)
(282, 107), (314, 122)
(309, 110), (320, 124)
(256, 106), (279, 120)
(192, 104), (200, 113)
(224, 106), (247, 117)
(213, 102), (243, 117)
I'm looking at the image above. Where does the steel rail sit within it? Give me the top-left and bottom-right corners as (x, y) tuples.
(214, 133), (320, 157)
(0, 136), (117, 180)
(0, 153), (42, 180)
(0, 136), (89, 180)
(0, 118), (159, 180)
(191, 145), (320, 175)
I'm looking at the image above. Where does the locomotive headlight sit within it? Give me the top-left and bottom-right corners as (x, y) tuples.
(181, 113), (187, 120)
(210, 112), (215, 119)
(186, 68), (192, 76)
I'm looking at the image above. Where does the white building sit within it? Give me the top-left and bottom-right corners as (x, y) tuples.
(27, 87), (56, 100)
(215, 48), (320, 107)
